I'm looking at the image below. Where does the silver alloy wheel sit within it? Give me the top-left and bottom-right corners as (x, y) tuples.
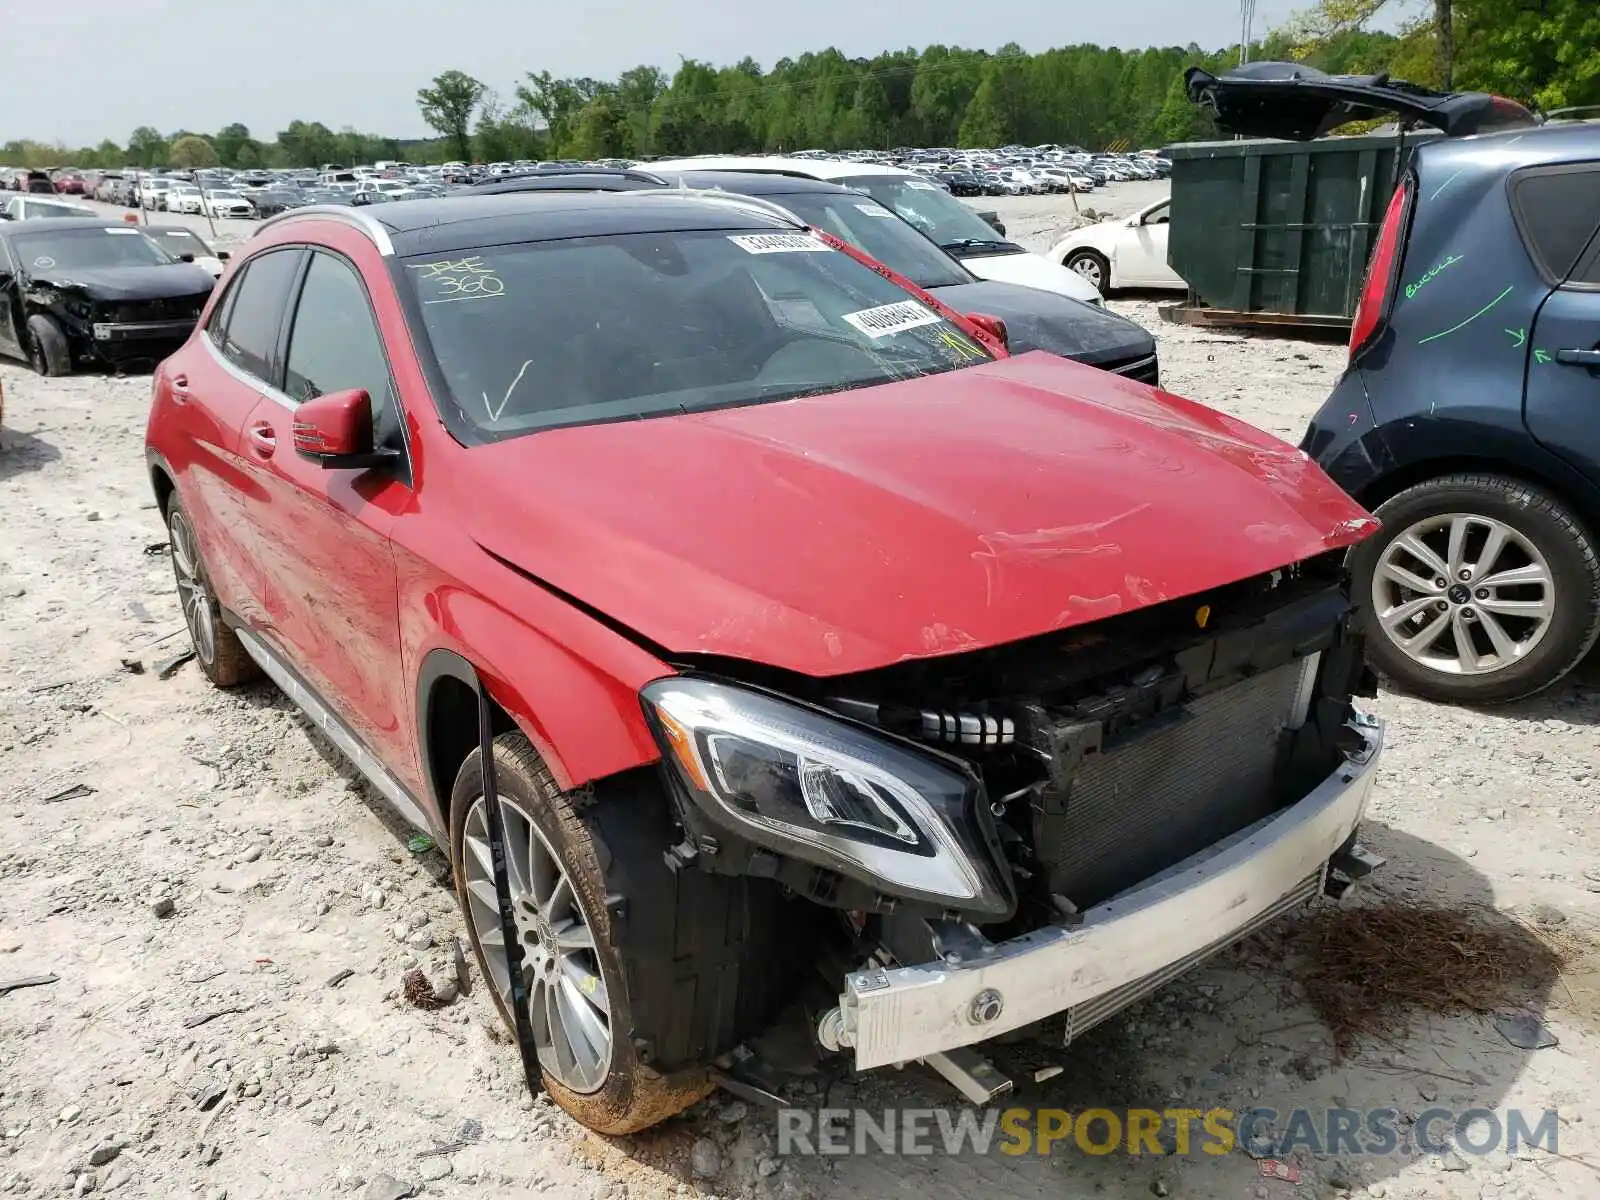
(1067, 253), (1104, 289)
(462, 795), (612, 1094)
(1372, 512), (1556, 676)
(168, 509), (216, 666)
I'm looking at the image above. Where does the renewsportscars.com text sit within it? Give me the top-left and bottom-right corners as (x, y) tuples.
(775, 1106), (1560, 1158)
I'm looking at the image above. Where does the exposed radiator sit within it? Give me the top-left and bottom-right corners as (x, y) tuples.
(1042, 658), (1308, 907)
(1062, 869), (1323, 1045)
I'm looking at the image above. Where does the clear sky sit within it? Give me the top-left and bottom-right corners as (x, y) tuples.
(7, 0), (1326, 145)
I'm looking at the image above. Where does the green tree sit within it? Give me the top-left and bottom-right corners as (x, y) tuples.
(168, 134), (219, 169)
(417, 69), (486, 161)
(94, 139), (124, 166)
(212, 123), (255, 167)
(958, 72), (1008, 147)
(127, 126), (168, 167)
(570, 92), (628, 158)
(276, 120), (338, 168)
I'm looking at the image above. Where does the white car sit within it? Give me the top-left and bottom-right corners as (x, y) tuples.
(646, 155), (1106, 306)
(138, 179), (174, 210)
(141, 226), (230, 277)
(1, 196), (96, 221)
(1046, 196), (1186, 294)
(203, 190), (254, 219)
(167, 185), (205, 214)
(357, 179), (419, 201)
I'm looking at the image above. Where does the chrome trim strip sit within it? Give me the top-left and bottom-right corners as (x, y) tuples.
(255, 206), (396, 256)
(199, 333), (298, 410)
(234, 626), (431, 831)
(840, 722), (1383, 1069)
(1111, 353), (1159, 377)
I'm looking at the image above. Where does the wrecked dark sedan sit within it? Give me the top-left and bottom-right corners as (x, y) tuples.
(0, 219), (215, 376)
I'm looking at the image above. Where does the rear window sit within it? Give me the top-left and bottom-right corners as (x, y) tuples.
(1509, 163), (1600, 284)
(403, 227), (993, 440)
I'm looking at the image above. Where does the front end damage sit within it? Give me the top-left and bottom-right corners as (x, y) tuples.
(642, 549), (1383, 1095)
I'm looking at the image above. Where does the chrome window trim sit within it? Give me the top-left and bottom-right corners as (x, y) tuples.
(256, 206), (396, 257)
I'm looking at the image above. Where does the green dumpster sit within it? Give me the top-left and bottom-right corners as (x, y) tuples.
(1163, 131), (1436, 330)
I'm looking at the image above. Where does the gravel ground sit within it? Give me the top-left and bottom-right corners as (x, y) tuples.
(1, 190), (1598, 1200)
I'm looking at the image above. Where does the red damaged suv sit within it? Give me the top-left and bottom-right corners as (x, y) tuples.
(145, 191), (1386, 1132)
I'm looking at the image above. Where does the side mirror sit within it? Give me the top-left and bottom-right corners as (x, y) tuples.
(964, 312), (1009, 349)
(0, 212), (11, 221)
(292, 388), (398, 470)
(177, 253), (195, 263)
(217, 251), (230, 262)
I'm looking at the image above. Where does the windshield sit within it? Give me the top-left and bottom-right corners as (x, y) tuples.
(404, 228), (993, 440)
(24, 202), (92, 219)
(148, 228), (215, 256)
(208, 191), (242, 200)
(759, 193), (969, 289)
(15, 228), (174, 270)
(835, 174), (1023, 257)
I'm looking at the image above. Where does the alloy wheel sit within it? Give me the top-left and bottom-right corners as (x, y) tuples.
(462, 795), (613, 1094)
(1371, 512), (1555, 676)
(168, 509), (216, 665)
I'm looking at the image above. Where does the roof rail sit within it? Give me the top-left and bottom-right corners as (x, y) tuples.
(622, 188), (803, 227)
(254, 205), (396, 256)
(473, 166), (669, 187)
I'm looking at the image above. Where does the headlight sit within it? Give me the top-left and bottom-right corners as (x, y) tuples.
(641, 677), (1009, 916)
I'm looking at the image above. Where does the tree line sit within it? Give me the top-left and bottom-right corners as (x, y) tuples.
(5, 2), (1595, 173)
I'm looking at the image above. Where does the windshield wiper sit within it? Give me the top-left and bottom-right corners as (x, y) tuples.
(939, 238), (1025, 256)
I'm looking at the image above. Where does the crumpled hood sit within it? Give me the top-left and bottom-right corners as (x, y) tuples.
(467, 352), (1378, 677)
(30, 265), (215, 302)
(929, 279), (1153, 366)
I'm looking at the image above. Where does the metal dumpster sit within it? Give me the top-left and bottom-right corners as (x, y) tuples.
(1159, 62), (1534, 331)
(1163, 131), (1434, 329)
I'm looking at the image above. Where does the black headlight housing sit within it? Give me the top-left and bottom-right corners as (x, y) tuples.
(641, 676), (1013, 920)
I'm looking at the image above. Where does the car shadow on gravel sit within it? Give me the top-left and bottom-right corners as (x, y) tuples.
(232, 679), (457, 880)
(0, 427), (61, 482)
(735, 823), (1577, 1200)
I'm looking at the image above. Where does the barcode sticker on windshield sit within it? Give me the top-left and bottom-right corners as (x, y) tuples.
(905, 180), (939, 191)
(842, 300), (943, 339)
(854, 204), (894, 218)
(727, 233), (831, 255)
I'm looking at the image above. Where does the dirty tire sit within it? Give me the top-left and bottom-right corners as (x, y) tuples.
(449, 735), (793, 1135)
(162, 493), (261, 688)
(1351, 473), (1600, 704)
(1063, 248), (1110, 294)
(27, 315), (71, 377)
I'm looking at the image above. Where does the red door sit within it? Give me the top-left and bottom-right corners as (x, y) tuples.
(234, 245), (411, 764)
(156, 247), (304, 621)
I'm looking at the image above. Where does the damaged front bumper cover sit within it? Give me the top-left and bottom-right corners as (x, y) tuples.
(836, 717), (1383, 1070)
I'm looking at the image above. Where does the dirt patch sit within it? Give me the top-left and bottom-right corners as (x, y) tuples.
(1291, 901), (1584, 1058)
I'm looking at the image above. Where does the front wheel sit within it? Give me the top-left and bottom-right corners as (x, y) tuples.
(26, 315), (70, 377)
(449, 736), (796, 1134)
(1351, 473), (1600, 703)
(1064, 248), (1110, 294)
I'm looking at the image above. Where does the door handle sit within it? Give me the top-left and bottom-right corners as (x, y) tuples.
(247, 421), (276, 458)
(1554, 348), (1600, 366)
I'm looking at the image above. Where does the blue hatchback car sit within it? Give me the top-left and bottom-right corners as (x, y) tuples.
(1198, 64), (1600, 703)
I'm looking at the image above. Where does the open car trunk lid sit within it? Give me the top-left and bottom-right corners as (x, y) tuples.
(1185, 62), (1538, 140)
